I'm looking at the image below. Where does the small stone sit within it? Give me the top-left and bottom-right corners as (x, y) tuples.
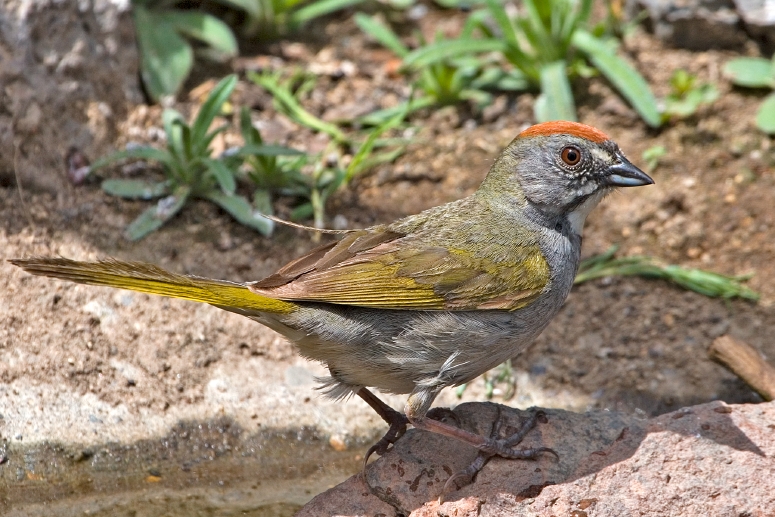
(329, 435), (348, 452)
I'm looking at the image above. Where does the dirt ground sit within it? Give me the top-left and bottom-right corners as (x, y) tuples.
(1, 3), (774, 513)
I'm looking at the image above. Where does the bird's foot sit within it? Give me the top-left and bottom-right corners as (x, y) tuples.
(363, 411), (409, 467)
(358, 387), (409, 468)
(440, 407), (556, 499)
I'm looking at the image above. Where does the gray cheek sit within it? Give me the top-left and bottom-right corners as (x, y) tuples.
(575, 182), (598, 198)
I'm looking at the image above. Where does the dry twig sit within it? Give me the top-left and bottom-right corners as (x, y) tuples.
(709, 335), (775, 401)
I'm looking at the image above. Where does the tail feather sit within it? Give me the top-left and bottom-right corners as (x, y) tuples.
(9, 257), (297, 315)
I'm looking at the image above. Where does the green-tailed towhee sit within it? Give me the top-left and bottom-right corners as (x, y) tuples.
(11, 121), (653, 493)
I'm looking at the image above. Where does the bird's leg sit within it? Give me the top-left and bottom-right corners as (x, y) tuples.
(357, 387), (408, 468)
(440, 407), (552, 498)
(405, 393), (556, 493)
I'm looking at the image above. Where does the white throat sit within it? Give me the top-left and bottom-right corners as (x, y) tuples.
(567, 190), (607, 236)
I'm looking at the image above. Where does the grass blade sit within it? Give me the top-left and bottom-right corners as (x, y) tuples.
(355, 13), (409, 57)
(126, 186), (190, 240)
(191, 74), (238, 152)
(91, 147), (173, 171)
(576, 248), (759, 301)
(133, 5), (192, 101)
(572, 30), (661, 128)
(290, 0), (365, 29)
(483, 0), (519, 48)
(164, 12), (238, 56)
(203, 157), (236, 195)
(536, 60), (576, 121)
(403, 39), (507, 69)
(249, 71), (347, 143)
(237, 144), (304, 156)
(204, 190), (274, 236)
(358, 96), (435, 126)
(102, 179), (170, 200)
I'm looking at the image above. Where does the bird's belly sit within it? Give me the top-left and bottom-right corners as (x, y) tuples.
(272, 299), (563, 395)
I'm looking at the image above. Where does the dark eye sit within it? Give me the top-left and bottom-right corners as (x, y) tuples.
(561, 146), (581, 166)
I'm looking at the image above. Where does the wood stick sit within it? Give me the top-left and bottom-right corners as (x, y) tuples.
(709, 335), (775, 402)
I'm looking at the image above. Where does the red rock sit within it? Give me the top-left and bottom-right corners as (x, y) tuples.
(299, 401), (775, 516)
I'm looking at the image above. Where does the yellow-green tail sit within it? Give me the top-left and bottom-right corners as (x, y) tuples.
(9, 257), (297, 315)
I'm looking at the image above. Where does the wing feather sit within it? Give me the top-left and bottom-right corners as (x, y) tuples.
(250, 229), (550, 311)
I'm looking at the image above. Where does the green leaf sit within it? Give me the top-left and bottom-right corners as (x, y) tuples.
(204, 190), (274, 236)
(522, 0), (553, 58)
(125, 187), (190, 240)
(162, 109), (188, 164)
(403, 39), (507, 69)
(102, 179), (170, 199)
(572, 30), (661, 128)
(354, 13), (409, 57)
(290, 0), (365, 29)
(290, 202), (314, 221)
(133, 5), (193, 101)
(358, 96), (436, 126)
(253, 189), (274, 217)
(536, 60), (576, 122)
(240, 106), (260, 145)
(212, 0), (261, 18)
(238, 143), (305, 157)
(249, 71), (347, 143)
(755, 92), (775, 133)
(91, 147), (173, 171)
(163, 12), (238, 57)
(483, 0), (519, 48)
(472, 68), (530, 91)
(203, 158), (237, 195)
(723, 57), (775, 88)
(575, 247), (759, 301)
(191, 74), (238, 153)
(346, 104), (408, 183)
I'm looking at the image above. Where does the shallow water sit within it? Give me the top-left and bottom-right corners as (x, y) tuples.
(0, 417), (365, 516)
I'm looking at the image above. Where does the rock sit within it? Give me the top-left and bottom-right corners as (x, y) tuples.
(734, 0), (775, 50)
(299, 400), (775, 516)
(633, 0), (748, 49)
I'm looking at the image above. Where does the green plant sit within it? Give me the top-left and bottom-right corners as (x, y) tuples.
(250, 70), (348, 143)
(248, 70), (409, 226)
(456, 358), (516, 400)
(355, 14), (525, 125)
(290, 108), (409, 228)
(575, 246), (759, 301)
(661, 69), (718, 121)
(132, 0), (240, 102)
(237, 107), (309, 222)
(413, 0), (660, 126)
(642, 145), (666, 173)
(132, 0), (364, 101)
(724, 55), (775, 133)
(92, 75), (276, 240)
(240, 0), (365, 39)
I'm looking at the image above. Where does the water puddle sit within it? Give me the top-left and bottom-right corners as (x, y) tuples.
(0, 416), (366, 515)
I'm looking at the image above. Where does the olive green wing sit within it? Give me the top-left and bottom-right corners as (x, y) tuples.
(250, 229), (550, 311)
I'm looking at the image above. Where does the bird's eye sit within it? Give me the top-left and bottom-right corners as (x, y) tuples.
(560, 146), (582, 166)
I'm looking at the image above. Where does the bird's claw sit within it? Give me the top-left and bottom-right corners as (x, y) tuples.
(363, 416), (408, 469)
(440, 408), (553, 500)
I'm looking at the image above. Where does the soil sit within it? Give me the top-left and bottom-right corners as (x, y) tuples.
(1, 3), (774, 514)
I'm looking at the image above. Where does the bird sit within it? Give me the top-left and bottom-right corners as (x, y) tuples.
(10, 121), (653, 493)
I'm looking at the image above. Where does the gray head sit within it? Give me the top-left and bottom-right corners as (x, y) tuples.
(480, 121), (653, 234)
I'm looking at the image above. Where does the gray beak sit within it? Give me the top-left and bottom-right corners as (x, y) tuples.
(605, 156), (654, 187)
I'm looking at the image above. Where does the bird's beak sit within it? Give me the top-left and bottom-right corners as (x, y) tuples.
(605, 156), (654, 187)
